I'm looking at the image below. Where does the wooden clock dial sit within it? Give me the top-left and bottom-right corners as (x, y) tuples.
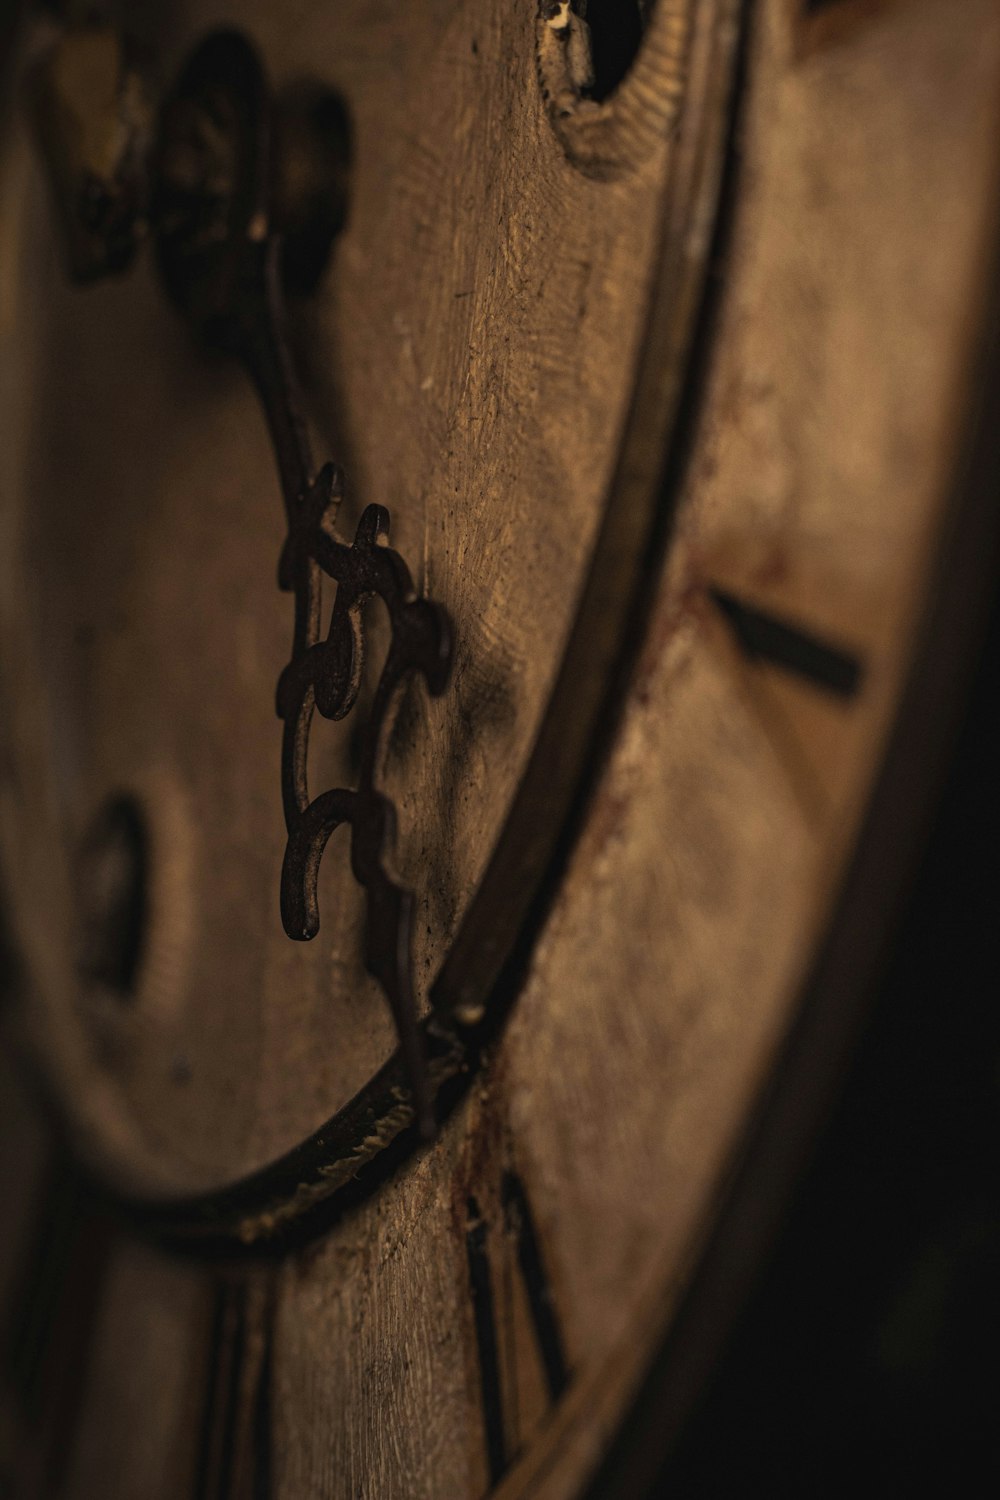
(1, 0), (999, 1496)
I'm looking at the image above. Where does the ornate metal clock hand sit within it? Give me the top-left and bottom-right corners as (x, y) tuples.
(152, 31), (452, 1135)
(35, 26), (451, 1134)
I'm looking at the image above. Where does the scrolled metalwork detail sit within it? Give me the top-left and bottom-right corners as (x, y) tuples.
(153, 29), (452, 1132)
(276, 466), (452, 1130)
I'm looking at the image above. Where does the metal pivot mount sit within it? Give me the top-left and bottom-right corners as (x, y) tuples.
(35, 27), (453, 1136)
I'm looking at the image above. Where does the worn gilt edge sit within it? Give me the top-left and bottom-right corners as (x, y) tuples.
(234, 1045), (467, 1244)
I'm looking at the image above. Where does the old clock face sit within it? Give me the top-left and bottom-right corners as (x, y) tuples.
(2, 0), (999, 1495)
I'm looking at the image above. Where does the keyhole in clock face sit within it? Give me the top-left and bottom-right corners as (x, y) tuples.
(579, 0), (649, 101)
(271, 79), (353, 296)
(76, 794), (149, 999)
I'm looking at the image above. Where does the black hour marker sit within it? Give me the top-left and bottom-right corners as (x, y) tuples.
(466, 1197), (508, 1487)
(2, 1165), (109, 1492)
(501, 1173), (570, 1403)
(710, 587), (863, 698)
(800, 0), (882, 35)
(465, 1173), (570, 1490)
(194, 1277), (274, 1500)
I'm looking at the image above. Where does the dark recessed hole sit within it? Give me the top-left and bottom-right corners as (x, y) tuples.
(76, 795), (148, 998)
(271, 83), (353, 296)
(577, 0), (649, 102)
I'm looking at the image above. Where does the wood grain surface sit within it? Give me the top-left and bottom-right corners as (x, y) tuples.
(2, 0), (1000, 1496)
(4, 0), (716, 1191)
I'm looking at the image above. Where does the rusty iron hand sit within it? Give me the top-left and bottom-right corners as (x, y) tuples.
(156, 31), (451, 1135)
